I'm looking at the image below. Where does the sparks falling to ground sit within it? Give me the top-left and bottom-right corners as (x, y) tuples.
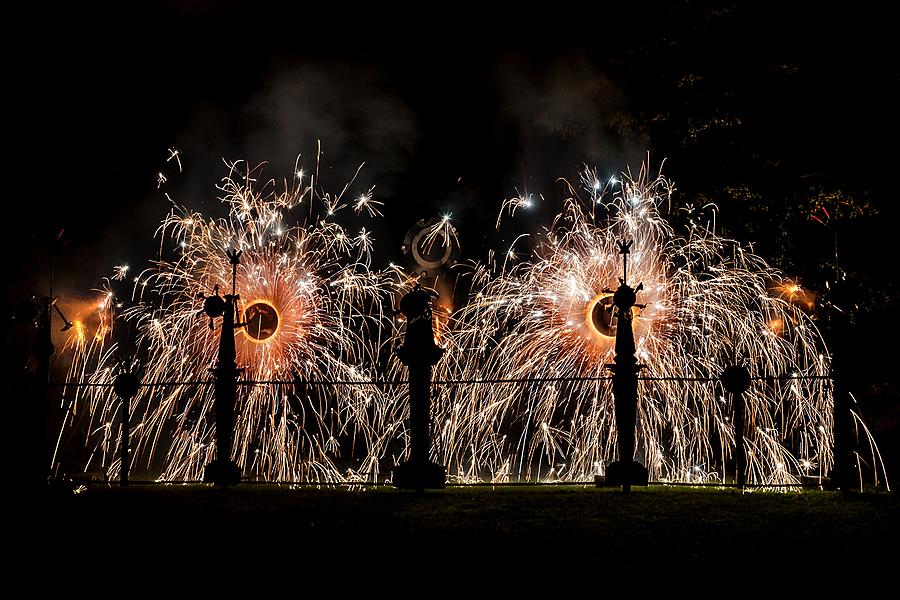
(57, 157), (887, 487)
(430, 164), (847, 485)
(60, 159), (397, 482)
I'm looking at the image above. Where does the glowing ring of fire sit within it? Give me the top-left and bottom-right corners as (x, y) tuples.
(243, 300), (280, 343)
(585, 293), (646, 341)
(586, 293), (617, 338)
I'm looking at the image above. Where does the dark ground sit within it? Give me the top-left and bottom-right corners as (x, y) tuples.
(31, 484), (897, 586)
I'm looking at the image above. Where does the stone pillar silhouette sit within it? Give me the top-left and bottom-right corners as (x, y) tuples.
(393, 284), (446, 491)
(604, 240), (649, 492)
(113, 372), (140, 486)
(722, 364), (751, 488)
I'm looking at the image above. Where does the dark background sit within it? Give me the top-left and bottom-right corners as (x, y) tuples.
(10, 2), (898, 482)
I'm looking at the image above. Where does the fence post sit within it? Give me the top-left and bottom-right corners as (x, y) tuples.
(604, 240), (649, 492)
(113, 372), (139, 486)
(394, 283), (446, 491)
(722, 365), (751, 489)
(201, 249), (244, 487)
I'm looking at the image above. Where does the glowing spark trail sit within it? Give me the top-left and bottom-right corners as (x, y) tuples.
(426, 164), (839, 485)
(353, 186), (383, 218)
(63, 160), (395, 482)
(167, 148), (182, 173)
(422, 213), (459, 253)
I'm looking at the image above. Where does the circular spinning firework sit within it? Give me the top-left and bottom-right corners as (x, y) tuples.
(432, 165), (834, 485)
(63, 160), (397, 482)
(244, 301), (280, 342)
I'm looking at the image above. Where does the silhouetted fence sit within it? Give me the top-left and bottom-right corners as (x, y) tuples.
(44, 370), (866, 489)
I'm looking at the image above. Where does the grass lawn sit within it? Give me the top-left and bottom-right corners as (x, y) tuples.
(33, 484), (897, 585)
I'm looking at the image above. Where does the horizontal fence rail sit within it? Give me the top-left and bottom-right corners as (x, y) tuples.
(50, 373), (832, 388)
(58, 479), (827, 489)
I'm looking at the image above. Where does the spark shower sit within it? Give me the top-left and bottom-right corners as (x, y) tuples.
(55, 155), (875, 486)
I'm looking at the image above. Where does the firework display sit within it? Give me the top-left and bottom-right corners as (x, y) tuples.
(61, 160), (398, 482)
(429, 165), (834, 485)
(57, 157), (885, 487)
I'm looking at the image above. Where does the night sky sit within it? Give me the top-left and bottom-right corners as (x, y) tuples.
(11, 2), (899, 475)
(16, 4), (897, 269)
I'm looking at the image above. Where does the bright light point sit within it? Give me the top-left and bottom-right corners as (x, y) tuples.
(113, 265), (130, 280)
(167, 148), (183, 172)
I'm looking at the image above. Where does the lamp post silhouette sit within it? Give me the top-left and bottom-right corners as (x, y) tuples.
(17, 293), (72, 486)
(824, 250), (852, 493)
(603, 240), (649, 492)
(393, 283), (446, 491)
(35, 297), (55, 485)
(200, 249), (245, 486)
(20, 229), (73, 487)
(809, 198), (860, 492)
